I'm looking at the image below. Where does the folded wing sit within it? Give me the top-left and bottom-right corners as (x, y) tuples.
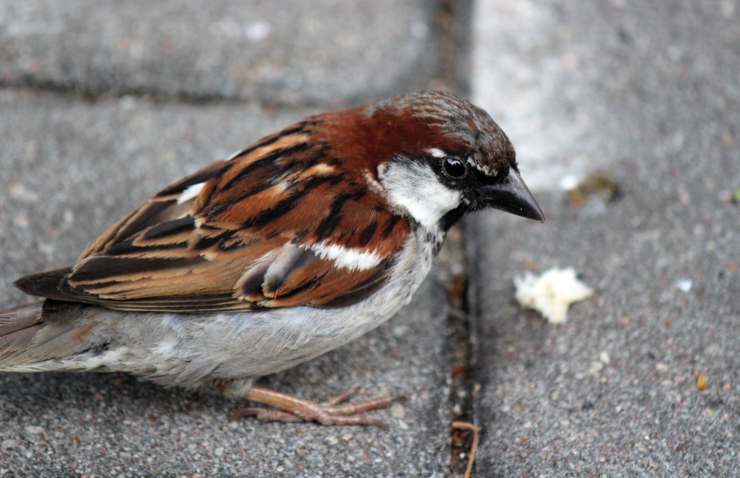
(16, 121), (409, 312)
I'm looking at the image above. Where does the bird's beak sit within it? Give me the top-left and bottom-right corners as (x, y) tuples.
(481, 170), (545, 222)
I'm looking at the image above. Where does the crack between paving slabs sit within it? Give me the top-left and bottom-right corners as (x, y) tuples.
(425, 0), (480, 476)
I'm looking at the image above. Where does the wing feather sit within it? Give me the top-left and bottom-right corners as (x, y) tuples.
(16, 120), (411, 312)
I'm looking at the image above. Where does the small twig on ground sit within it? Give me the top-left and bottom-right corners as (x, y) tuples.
(451, 421), (481, 478)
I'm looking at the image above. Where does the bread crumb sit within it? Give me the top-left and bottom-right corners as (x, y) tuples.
(514, 268), (593, 324)
(675, 278), (692, 293)
(696, 373), (708, 391)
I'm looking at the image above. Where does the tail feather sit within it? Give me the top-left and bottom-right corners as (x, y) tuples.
(0, 302), (44, 335)
(0, 301), (108, 371)
(0, 302), (45, 365)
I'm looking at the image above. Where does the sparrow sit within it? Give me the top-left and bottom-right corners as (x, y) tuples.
(0, 91), (543, 427)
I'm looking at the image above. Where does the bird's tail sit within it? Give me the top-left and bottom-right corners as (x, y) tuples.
(0, 301), (106, 372)
(0, 302), (45, 365)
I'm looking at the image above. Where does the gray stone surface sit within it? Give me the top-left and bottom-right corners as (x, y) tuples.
(0, 0), (436, 106)
(0, 91), (451, 476)
(471, 0), (739, 476)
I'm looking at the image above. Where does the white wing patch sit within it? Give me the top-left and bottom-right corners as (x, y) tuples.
(177, 182), (205, 204)
(305, 241), (382, 271)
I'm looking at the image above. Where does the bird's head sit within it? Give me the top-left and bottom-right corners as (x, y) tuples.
(319, 91), (544, 231)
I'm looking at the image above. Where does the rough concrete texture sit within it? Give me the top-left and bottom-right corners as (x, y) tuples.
(471, 0), (739, 476)
(0, 91), (451, 476)
(0, 0), (436, 106)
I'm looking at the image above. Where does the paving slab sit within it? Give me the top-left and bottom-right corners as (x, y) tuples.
(0, 0), (436, 106)
(470, 0), (739, 476)
(0, 91), (451, 476)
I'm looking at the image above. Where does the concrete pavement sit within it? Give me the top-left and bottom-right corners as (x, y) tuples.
(0, 0), (435, 106)
(471, 0), (739, 476)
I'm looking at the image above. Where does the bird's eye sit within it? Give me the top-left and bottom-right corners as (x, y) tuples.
(442, 157), (468, 179)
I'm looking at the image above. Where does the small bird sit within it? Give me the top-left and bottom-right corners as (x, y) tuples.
(0, 91), (543, 427)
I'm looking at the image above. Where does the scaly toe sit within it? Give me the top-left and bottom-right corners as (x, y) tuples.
(322, 384), (363, 406)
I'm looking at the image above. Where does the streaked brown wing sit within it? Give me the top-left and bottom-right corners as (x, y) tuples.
(16, 120), (410, 312)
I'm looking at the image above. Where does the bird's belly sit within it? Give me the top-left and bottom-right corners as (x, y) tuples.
(186, 293), (408, 379)
(181, 230), (436, 381)
(47, 230), (436, 388)
(119, 277), (421, 386)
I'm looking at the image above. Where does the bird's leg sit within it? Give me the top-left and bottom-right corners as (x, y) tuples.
(231, 385), (399, 427)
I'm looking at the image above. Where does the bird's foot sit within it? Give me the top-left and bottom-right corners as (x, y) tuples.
(232, 385), (401, 427)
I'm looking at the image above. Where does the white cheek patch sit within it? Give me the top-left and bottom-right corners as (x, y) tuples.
(379, 161), (461, 228)
(177, 182), (205, 204)
(305, 241), (382, 271)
